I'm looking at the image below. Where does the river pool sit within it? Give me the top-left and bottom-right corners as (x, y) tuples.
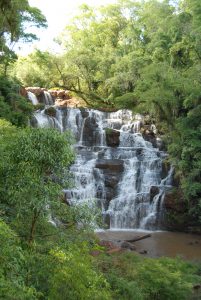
(97, 230), (201, 261)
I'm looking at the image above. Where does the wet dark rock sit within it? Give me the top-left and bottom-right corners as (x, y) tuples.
(193, 284), (201, 290)
(136, 148), (143, 157)
(80, 174), (87, 187)
(104, 174), (120, 189)
(188, 242), (194, 246)
(120, 242), (136, 251)
(161, 161), (171, 179)
(95, 159), (124, 173)
(150, 186), (160, 202)
(95, 160), (124, 209)
(139, 250), (148, 254)
(82, 116), (99, 146)
(44, 106), (57, 117)
(162, 189), (190, 231)
(142, 129), (157, 147)
(135, 169), (142, 192)
(104, 190), (116, 209)
(30, 115), (38, 128)
(164, 190), (185, 213)
(105, 128), (120, 147)
(156, 138), (166, 151)
(187, 227), (201, 234)
(37, 91), (46, 104)
(80, 108), (89, 118)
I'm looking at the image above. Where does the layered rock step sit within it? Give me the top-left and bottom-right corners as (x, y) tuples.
(24, 87), (84, 107)
(33, 107), (173, 230)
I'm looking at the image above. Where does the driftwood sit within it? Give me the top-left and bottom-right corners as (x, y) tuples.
(125, 234), (151, 243)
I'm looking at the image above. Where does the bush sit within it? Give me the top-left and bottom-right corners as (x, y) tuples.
(96, 252), (201, 300)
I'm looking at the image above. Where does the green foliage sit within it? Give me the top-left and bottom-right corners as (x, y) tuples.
(114, 93), (138, 109)
(48, 247), (111, 300)
(0, 219), (38, 299)
(0, 119), (113, 299)
(168, 105), (201, 224)
(1, 1), (201, 299)
(0, 76), (34, 126)
(96, 252), (201, 300)
(0, 0), (47, 75)
(0, 122), (75, 243)
(13, 50), (62, 88)
(0, 118), (200, 299)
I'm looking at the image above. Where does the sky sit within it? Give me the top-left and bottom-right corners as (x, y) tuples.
(16, 0), (116, 55)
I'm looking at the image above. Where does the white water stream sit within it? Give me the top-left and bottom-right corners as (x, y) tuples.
(33, 107), (172, 230)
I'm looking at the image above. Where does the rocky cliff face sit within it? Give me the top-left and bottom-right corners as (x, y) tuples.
(23, 86), (196, 232)
(25, 87), (85, 107)
(32, 107), (175, 230)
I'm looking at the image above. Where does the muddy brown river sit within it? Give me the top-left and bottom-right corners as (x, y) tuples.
(97, 230), (201, 261)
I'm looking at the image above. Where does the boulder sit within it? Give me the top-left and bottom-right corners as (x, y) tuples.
(44, 106), (57, 117)
(82, 116), (99, 146)
(105, 128), (120, 147)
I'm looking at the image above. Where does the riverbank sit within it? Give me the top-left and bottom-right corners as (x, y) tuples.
(96, 230), (201, 261)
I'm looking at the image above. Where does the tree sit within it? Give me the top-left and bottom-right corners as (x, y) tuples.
(0, 123), (74, 243)
(0, 0), (47, 75)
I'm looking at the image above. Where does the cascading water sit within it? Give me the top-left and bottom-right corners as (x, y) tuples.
(33, 107), (173, 230)
(44, 91), (54, 105)
(27, 91), (39, 105)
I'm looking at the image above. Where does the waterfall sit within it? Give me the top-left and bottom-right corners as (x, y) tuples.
(44, 91), (54, 105)
(27, 91), (39, 105)
(33, 107), (172, 230)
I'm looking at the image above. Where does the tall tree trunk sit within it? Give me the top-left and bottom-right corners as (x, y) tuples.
(28, 209), (40, 245)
